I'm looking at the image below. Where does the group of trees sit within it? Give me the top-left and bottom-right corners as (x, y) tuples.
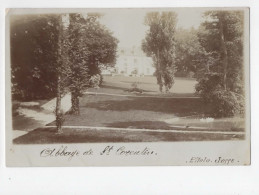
(11, 10), (245, 133)
(142, 10), (245, 117)
(195, 11), (245, 117)
(11, 13), (118, 133)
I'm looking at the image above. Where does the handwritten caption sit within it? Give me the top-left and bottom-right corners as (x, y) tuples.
(40, 145), (157, 161)
(187, 156), (239, 165)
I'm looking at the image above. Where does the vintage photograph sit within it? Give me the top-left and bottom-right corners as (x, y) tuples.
(5, 8), (250, 166)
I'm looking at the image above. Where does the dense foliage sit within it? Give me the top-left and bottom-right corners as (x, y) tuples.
(66, 13), (118, 114)
(11, 15), (60, 100)
(195, 11), (245, 117)
(11, 13), (118, 112)
(142, 12), (177, 93)
(174, 28), (203, 78)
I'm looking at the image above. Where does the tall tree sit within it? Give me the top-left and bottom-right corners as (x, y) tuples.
(66, 13), (118, 114)
(195, 11), (244, 117)
(11, 14), (69, 132)
(198, 11), (244, 92)
(142, 12), (177, 93)
(55, 15), (67, 133)
(66, 14), (90, 115)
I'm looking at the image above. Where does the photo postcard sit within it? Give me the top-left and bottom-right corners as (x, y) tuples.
(5, 7), (250, 166)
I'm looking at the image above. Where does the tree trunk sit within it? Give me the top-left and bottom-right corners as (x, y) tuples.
(56, 75), (62, 133)
(56, 15), (63, 134)
(156, 50), (163, 93)
(71, 92), (80, 115)
(219, 15), (228, 90)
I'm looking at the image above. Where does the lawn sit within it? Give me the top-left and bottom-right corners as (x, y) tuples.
(47, 94), (210, 128)
(13, 127), (244, 144)
(87, 75), (198, 97)
(13, 76), (246, 144)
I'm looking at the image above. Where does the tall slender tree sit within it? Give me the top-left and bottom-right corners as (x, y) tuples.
(55, 14), (67, 133)
(66, 13), (118, 114)
(198, 11), (244, 92)
(66, 14), (90, 115)
(142, 12), (177, 93)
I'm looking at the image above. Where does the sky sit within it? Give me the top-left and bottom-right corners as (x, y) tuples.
(99, 8), (204, 49)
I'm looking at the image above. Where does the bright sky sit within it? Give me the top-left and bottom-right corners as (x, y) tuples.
(11, 8), (205, 49)
(99, 8), (205, 48)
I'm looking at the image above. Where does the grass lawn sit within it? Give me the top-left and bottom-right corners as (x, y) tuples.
(13, 76), (246, 143)
(87, 75), (198, 97)
(47, 94), (209, 128)
(13, 127), (244, 144)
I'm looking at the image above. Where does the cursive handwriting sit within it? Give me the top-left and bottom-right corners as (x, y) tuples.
(40, 145), (157, 161)
(188, 156), (237, 165)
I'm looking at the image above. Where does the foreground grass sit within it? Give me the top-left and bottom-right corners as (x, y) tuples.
(47, 93), (244, 132)
(47, 94), (208, 128)
(12, 76), (245, 144)
(13, 127), (244, 144)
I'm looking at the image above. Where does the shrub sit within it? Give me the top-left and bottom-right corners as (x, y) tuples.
(210, 90), (244, 117)
(196, 73), (244, 117)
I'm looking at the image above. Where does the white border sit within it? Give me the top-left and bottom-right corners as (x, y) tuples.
(1, 0), (259, 194)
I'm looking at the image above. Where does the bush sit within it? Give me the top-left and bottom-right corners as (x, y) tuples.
(210, 90), (244, 117)
(196, 73), (244, 117)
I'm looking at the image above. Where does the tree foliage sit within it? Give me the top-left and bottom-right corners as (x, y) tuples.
(11, 15), (60, 100)
(142, 12), (177, 93)
(65, 13), (118, 114)
(195, 11), (245, 117)
(174, 28), (203, 78)
(10, 13), (118, 132)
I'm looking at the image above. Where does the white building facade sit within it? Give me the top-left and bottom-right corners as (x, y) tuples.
(102, 47), (155, 76)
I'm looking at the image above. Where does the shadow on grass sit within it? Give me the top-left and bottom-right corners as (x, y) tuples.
(105, 121), (172, 129)
(81, 97), (208, 117)
(100, 84), (130, 91)
(120, 81), (157, 85)
(12, 114), (44, 130)
(13, 127), (245, 144)
(101, 84), (155, 93)
(105, 120), (245, 132)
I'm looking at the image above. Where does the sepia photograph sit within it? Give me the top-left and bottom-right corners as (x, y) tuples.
(5, 8), (250, 166)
